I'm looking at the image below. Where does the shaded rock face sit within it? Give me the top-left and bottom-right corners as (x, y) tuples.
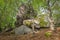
(33, 23), (40, 29)
(15, 25), (32, 35)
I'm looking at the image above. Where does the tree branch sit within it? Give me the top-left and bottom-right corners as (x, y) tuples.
(51, 0), (57, 7)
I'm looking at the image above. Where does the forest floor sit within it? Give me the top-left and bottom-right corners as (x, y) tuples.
(0, 27), (60, 40)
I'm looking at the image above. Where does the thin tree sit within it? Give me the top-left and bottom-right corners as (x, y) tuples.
(46, 0), (56, 31)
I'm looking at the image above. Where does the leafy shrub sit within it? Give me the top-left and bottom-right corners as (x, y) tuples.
(23, 20), (32, 26)
(45, 32), (52, 37)
(38, 17), (48, 27)
(0, 0), (21, 31)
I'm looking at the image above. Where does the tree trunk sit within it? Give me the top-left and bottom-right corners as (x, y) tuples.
(49, 17), (55, 30)
(47, 0), (55, 31)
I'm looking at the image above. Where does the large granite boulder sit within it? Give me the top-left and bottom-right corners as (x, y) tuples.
(15, 25), (32, 35)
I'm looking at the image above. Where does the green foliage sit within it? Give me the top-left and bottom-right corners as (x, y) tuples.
(45, 32), (52, 37)
(0, 0), (60, 31)
(38, 15), (48, 27)
(39, 18), (47, 27)
(0, 0), (21, 30)
(32, 0), (47, 10)
(23, 20), (32, 26)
